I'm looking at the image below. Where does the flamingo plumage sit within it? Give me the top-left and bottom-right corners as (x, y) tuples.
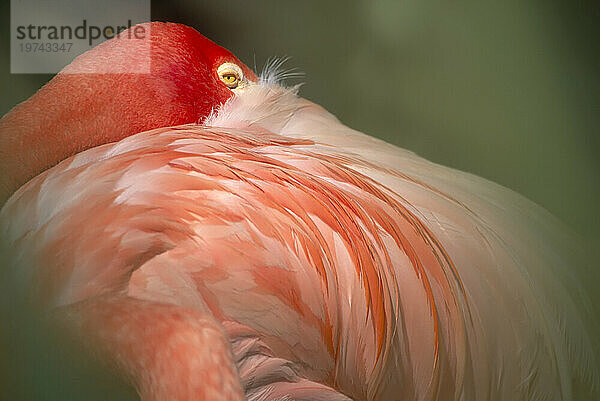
(0, 22), (598, 400)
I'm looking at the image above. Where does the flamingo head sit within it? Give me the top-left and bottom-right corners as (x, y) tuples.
(0, 22), (257, 203)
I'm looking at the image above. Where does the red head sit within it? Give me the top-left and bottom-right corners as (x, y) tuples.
(0, 22), (257, 204)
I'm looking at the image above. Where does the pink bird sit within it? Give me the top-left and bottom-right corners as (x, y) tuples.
(0, 22), (598, 401)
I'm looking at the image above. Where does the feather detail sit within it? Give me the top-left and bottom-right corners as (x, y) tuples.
(2, 79), (598, 401)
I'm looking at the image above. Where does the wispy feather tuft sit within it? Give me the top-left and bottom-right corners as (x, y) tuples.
(260, 56), (305, 86)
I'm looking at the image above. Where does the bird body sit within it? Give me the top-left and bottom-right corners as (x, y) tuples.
(0, 22), (598, 401)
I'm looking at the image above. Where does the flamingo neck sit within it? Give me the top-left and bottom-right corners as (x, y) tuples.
(0, 79), (90, 205)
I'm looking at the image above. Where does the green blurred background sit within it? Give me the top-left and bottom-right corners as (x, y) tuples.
(1, 1), (598, 400)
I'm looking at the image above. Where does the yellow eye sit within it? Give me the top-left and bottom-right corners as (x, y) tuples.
(221, 73), (238, 87)
(217, 62), (245, 90)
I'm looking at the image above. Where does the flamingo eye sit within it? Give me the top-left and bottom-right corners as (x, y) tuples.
(217, 63), (244, 89)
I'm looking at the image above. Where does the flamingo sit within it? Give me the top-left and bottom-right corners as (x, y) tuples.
(0, 22), (598, 401)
